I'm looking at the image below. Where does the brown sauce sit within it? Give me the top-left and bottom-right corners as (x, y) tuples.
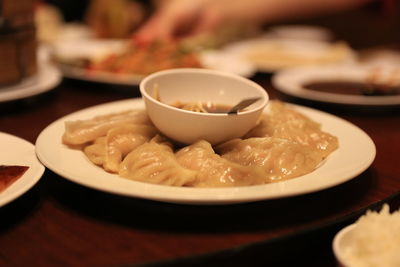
(172, 102), (233, 113)
(203, 104), (232, 113)
(303, 81), (400, 96)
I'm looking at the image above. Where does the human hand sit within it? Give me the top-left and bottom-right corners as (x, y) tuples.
(86, 0), (146, 38)
(133, 0), (372, 45)
(134, 0), (215, 44)
(133, 0), (265, 45)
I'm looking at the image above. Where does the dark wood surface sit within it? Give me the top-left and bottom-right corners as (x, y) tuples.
(1, 3), (400, 265)
(0, 71), (400, 266)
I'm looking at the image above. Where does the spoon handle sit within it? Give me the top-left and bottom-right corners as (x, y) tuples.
(228, 97), (262, 114)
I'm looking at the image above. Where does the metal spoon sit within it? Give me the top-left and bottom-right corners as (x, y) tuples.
(227, 97), (262, 114)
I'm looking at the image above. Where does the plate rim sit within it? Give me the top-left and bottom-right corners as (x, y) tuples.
(0, 62), (62, 103)
(332, 223), (357, 265)
(35, 98), (376, 205)
(0, 132), (45, 207)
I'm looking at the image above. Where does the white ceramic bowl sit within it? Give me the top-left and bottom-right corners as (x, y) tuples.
(333, 224), (356, 267)
(140, 68), (269, 145)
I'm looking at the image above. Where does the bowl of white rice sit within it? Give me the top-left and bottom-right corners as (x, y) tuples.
(333, 204), (400, 267)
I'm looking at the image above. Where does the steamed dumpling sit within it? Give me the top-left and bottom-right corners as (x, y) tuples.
(119, 136), (197, 186)
(246, 101), (338, 157)
(175, 140), (267, 187)
(83, 136), (106, 166)
(64, 102), (339, 188)
(83, 124), (158, 173)
(63, 109), (152, 145)
(217, 137), (325, 182)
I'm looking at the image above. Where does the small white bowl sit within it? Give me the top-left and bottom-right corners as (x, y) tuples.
(333, 224), (357, 267)
(140, 68), (269, 145)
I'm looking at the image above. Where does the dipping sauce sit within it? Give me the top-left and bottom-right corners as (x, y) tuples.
(303, 80), (400, 96)
(172, 102), (233, 113)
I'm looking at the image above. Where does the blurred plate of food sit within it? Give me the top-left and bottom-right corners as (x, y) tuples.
(273, 64), (400, 106)
(0, 132), (45, 207)
(222, 36), (356, 72)
(50, 38), (256, 85)
(35, 98), (375, 205)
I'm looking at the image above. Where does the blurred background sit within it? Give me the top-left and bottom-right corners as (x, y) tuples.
(35, 0), (400, 48)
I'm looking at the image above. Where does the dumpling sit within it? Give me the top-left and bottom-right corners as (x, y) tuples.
(246, 101), (338, 158)
(217, 137), (325, 182)
(62, 109), (152, 145)
(107, 124), (159, 172)
(119, 136), (197, 186)
(83, 136), (106, 166)
(83, 124), (158, 173)
(175, 140), (267, 187)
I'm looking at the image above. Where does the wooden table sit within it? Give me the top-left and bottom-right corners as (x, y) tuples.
(1, 69), (400, 266)
(2, 3), (400, 264)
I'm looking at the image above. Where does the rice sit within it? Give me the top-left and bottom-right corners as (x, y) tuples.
(341, 204), (400, 267)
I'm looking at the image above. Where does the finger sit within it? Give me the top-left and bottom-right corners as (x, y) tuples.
(191, 9), (222, 36)
(133, 14), (176, 45)
(133, 17), (160, 45)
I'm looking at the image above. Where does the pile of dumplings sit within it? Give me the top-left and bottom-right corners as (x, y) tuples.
(62, 101), (339, 188)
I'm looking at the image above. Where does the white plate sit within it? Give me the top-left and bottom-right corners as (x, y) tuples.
(0, 55), (62, 103)
(223, 37), (356, 72)
(52, 39), (255, 85)
(272, 65), (400, 106)
(0, 132), (45, 207)
(35, 99), (376, 205)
